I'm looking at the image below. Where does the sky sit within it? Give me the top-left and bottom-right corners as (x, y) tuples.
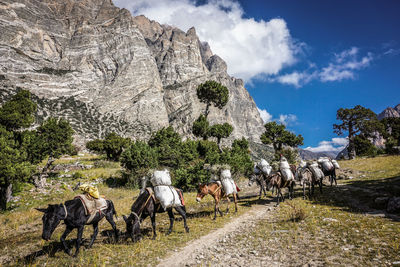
(113, 0), (400, 154)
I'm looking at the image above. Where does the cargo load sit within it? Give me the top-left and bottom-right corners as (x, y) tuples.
(153, 185), (183, 210)
(257, 159), (272, 176)
(331, 159), (340, 169)
(279, 157), (294, 181)
(318, 158), (334, 172)
(220, 169), (237, 195)
(309, 162), (324, 180)
(150, 169), (171, 186)
(279, 157), (291, 170)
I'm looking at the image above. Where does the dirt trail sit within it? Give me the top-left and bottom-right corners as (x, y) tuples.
(157, 200), (275, 267)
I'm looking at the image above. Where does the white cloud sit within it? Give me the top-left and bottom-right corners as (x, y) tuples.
(320, 47), (373, 82)
(278, 114), (297, 126)
(257, 107), (297, 126)
(272, 47), (373, 87)
(305, 137), (348, 153)
(257, 108), (273, 123)
(272, 70), (317, 88)
(113, 0), (299, 81)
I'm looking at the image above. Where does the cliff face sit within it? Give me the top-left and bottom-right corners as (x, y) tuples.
(0, 0), (264, 145)
(378, 106), (400, 120)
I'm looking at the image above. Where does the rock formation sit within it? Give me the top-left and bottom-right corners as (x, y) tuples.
(0, 0), (264, 146)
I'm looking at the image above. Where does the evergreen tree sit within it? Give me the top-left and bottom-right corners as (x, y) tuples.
(196, 80), (229, 117)
(260, 121), (304, 153)
(192, 114), (210, 140)
(86, 132), (130, 161)
(209, 123), (233, 147)
(0, 90), (37, 131)
(334, 105), (383, 159)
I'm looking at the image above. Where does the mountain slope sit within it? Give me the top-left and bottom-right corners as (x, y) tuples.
(0, 0), (264, 145)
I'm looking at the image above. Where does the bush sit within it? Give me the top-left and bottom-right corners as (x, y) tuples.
(172, 160), (209, 191)
(149, 126), (183, 168)
(120, 141), (158, 177)
(280, 200), (309, 222)
(354, 135), (377, 157)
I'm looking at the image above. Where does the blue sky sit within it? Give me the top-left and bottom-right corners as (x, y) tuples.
(114, 0), (400, 153)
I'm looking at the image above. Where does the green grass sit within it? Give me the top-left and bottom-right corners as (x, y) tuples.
(2, 155), (400, 266)
(0, 154), (260, 266)
(235, 198), (400, 266)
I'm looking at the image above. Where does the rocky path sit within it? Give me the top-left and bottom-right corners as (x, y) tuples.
(157, 198), (276, 267)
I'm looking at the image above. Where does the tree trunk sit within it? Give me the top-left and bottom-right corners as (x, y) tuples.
(35, 156), (55, 188)
(348, 135), (356, 159)
(204, 103), (210, 118)
(0, 184), (12, 211)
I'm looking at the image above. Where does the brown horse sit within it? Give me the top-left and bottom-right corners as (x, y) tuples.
(268, 172), (294, 206)
(196, 182), (238, 220)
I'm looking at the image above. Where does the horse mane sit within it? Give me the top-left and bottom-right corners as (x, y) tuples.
(131, 189), (150, 214)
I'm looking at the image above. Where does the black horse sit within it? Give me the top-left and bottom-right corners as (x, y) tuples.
(36, 198), (118, 257)
(248, 174), (268, 199)
(320, 164), (337, 186)
(123, 188), (189, 241)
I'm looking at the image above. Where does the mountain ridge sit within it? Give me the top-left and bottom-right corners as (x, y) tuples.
(0, 0), (264, 147)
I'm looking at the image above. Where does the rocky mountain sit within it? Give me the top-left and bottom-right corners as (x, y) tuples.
(378, 104), (400, 120)
(298, 149), (337, 160)
(0, 0), (264, 146)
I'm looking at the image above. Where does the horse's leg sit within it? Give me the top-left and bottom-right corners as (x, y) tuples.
(73, 225), (84, 257)
(150, 211), (157, 240)
(166, 208), (174, 235)
(60, 225), (73, 255)
(105, 212), (119, 242)
(311, 182), (315, 196)
(259, 183), (262, 199)
(303, 183), (306, 200)
(88, 222), (98, 249)
(233, 193), (238, 213)
(225, 196), (230, 214)
(217, 196), (223, 217)
(175, 206), (189, 233)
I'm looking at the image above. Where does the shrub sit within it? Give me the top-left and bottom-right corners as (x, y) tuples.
(280, 200), (309, 222)
(120, 141), (158, 178)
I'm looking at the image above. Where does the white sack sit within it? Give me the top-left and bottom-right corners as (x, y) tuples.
(151, 170), (171, 186)
(221, 178), (237, 195)
(321, 160), (334, 172)
(331, 159), (340, 169)
(221, 169), (232, 180)
(257, 159), (272, 175)
(281, 168), (294, 181)
(309, 165), (324, 180)
(154, 185), (182, 210)
(299, 160), (307, 168)
(280, 157), (291, 170)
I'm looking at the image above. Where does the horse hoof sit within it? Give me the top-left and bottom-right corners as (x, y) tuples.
(185, 227), (190, 233)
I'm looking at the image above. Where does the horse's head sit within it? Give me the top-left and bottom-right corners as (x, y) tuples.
(196, 183), (208, 202)
(248, 175), (257, 186)
(36, 204), (66, 241)
(123, 213), (140, 242)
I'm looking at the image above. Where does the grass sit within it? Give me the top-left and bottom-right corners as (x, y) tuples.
(223, 155), (400, 266)
(1, 155), (400, 266)
(0, 155), (260, 266)
(234, 198), (400, 266)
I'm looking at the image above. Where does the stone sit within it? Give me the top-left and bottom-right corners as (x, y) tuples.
(374, 197), (389, 206)
(387, 197), (400, 213)
(0, 0), (265, 148)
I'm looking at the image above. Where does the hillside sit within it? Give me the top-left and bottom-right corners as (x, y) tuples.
(0, 0), (264, 146)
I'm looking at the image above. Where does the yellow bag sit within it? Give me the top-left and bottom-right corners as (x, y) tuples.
(79, 184), (100, 199)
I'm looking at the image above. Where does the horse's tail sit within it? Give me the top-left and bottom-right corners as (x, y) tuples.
(109, 200), (118, 219)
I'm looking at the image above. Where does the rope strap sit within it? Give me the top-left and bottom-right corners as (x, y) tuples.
(62, 204), (68, 220)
